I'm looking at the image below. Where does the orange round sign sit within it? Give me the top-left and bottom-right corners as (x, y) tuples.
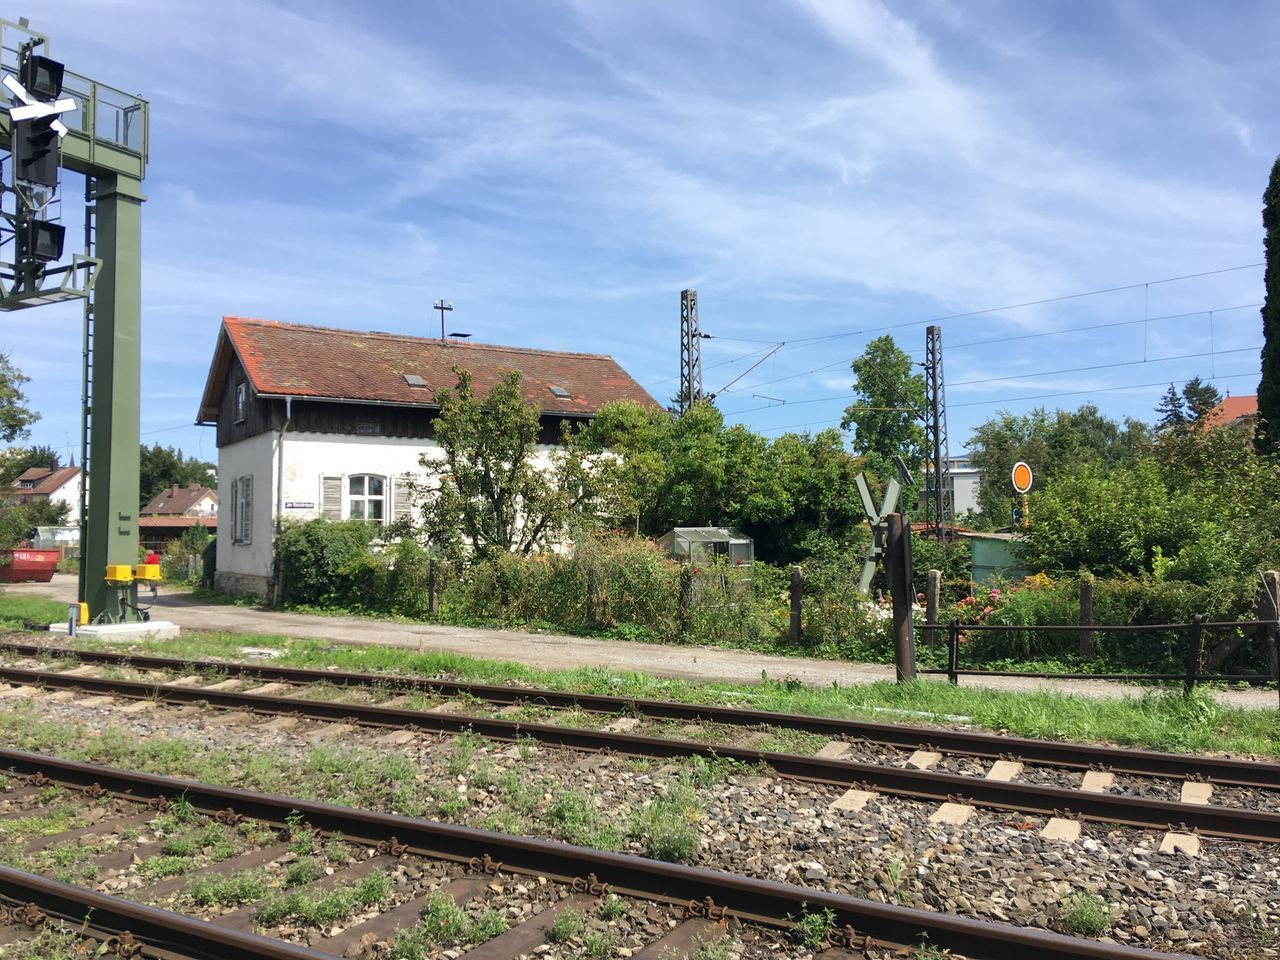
(1011, 461), (1033, 494)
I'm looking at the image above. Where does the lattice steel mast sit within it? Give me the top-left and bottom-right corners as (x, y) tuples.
(678, 288), (702, 414)
(923, 324), (953, 535)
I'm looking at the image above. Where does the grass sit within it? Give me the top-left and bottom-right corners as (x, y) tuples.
(1, 919), (88, 959)
(1060, 890), (1113, 937)
(186, 869), (270, 907)
(257, 872), (392, 927)
(391, 892), (510, 956)
(0, 594), (67, 630)
(14, 614), (1275, 757)
(550, 906), (585, 943)
(546, 789), (624, 851)
(628, 780), (702, 862)
(788, 903), (835, 949)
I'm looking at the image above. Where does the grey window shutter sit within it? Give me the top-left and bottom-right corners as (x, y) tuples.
(321, 476), (342, 520)
(229, 479), (239, 544)
(241, 475), (253, 545)
(392, 474), (413, 522)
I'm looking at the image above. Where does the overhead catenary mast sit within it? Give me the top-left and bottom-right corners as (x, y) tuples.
(922, 324), (953, 535)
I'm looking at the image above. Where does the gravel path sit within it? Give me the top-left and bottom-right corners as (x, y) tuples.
(8, 576), (1277, 710)
(3, 693), (1278, 957)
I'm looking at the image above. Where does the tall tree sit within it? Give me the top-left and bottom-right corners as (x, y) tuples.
(1259, 155), (1280, 452)
(1181, 376), (1222, 424)
(841, 335), (926, 483)
(139, 443), (216, 508)
(416, 368), (597, 561)
(1155, 383), (1187, 432)
(0, 354), (38, 444)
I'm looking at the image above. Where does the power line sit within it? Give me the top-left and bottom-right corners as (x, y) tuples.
(780, 262), (1263, 346)
(750, 370), (1260, 435)
(722, 300), (1261, 397)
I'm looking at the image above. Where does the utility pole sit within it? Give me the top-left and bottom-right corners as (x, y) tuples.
(678, 289), (702, 414)
(923, 325), (952, 536)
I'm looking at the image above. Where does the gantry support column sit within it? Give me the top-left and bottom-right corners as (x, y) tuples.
(77, 173), (144, 621)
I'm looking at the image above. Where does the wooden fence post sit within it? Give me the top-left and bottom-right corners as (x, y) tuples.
(886, 513), (917, 683)
(1079, 573), (1095, 661)
(427, 559), (439, 617)
(924, 569), (940, 652)
(788, 566), (803, 643)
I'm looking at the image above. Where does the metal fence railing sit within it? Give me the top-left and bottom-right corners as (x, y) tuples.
(920, 615), (1280, 703)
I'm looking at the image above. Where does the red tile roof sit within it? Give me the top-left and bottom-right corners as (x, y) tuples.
(138, 516), (218, 529)
(7, 466), (79, 497)
(141, 484), (217, 517)
(1201, 395), (1258, 430)
(197, 317), (661, 423)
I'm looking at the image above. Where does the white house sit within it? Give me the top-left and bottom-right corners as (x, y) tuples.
(196, 317), (660, 597)
(947, 455), (981, 517)
(5, 465), (82, 525)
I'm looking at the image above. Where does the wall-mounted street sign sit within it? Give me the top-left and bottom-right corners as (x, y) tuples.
(1011, 461), (1033, 494)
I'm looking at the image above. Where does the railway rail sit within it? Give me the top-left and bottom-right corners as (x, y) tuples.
(0, 747), (1188, 960)
(3, 639), (1278, 788)
(0, 649), (1278, 844)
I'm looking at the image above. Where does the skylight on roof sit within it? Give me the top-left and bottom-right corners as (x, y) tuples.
(548, 385), (571, 398)
(404, 374), (427, 388)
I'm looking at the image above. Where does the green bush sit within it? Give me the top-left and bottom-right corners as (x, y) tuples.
(278, 519), (377, 607)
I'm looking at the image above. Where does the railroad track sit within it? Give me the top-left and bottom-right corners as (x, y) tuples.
(0, 747), (1188, 959)
(2, 640), (1274, 789)
(0, 644), (1278, 845)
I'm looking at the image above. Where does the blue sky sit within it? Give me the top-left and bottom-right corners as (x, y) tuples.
(6, 0), (1278, 468)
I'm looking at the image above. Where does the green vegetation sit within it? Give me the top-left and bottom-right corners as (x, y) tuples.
(788, 903), (836, 949)
(1258, 153), (1280, 454)
(550, 906), (585, 943)
(1060, 890), (1113, 937)
(2, 919), (86, 960)
(11, 617), (1278, 756)
(186, 869), (269, 907)
(398, 892), (509, 949)
(629, 780), (701, 862)
(546, 789), (624, 851)
(257, 872), (392, 927)
(0, 593), (67, 630)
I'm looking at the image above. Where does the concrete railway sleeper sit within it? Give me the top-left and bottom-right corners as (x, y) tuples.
(3, 639), (1278, 790)
(0, 747), (1188, 960)
(2, 665), (1279, 843)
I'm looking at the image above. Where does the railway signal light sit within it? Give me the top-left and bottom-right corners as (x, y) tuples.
(18, 217), (65, 263)
(6, 53), (72, 188)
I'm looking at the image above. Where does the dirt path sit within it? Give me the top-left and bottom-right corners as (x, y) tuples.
(8, 575), (1277, 709)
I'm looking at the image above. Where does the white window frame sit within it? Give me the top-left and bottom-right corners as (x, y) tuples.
(234, 380), (247, 423)
(230, 474), (253, 545)
(346, 474), (386, 524)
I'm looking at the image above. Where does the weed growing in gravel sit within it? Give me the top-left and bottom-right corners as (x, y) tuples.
(285, 856), (324, 887)
(546, 789), (624, 850)
(1060, 890), (1113, 937)
(583, 929), (619, 956)
(600, 893), (626, 920)
(446, 731), (489, 776)
(3, 919), (85, 959)
(788, 903), (835, 949)
(394, 896), (510, 956)
(684, 754), (742, 788)
(688, 937), (738, 960)
(1246, 908), (1280, 946)
(628, 780), (701, 862)
(914, 940), (951, 960)
(186, 869), (269, 907)
(257, 872), (392, 927)
(415, 892), (469, 943)
(550, 906), (586, 942)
